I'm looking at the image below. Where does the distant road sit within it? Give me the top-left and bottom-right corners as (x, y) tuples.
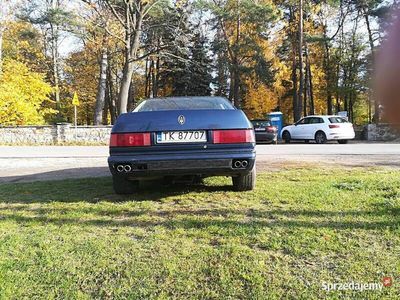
(0, 143), (399, 182)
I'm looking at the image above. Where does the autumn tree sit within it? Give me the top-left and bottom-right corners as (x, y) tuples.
(0, 59), (55, 124)
(86, 0), (173, 114)
(201, 0), (278, 107)
(20, 0), (75, 116)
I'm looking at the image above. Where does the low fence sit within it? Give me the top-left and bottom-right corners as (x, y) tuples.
(0, 124), (112, 145)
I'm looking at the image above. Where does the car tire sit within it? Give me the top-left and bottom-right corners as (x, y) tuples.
(315, 131), (327, 144)
(338, 140), (348, 144)
(112, 176), (139, 194)
(193, 176), (204, 185)
(282, 131), (291, 143)
(232, 167), (256, 191)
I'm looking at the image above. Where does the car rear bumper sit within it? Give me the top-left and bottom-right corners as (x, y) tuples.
(108, 149), (256, 179)
(255, 132), (277, 142)
(327, 132), (355, 140)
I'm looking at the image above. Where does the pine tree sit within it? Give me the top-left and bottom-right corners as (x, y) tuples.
(157, 5), (193, 96)
(186, 30), (212, 96)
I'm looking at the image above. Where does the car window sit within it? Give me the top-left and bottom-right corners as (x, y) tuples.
(297, 117), (311, 125)
(310, 117), (324, 124)
(133, 97), (235, 112)
(329, 117), (348, 123)
(251, 120), (271, 128)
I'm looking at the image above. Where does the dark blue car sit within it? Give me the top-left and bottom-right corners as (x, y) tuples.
(108, 96), (256, 194)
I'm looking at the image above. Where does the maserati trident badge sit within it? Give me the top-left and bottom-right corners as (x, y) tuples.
(178, 115), (185, 125)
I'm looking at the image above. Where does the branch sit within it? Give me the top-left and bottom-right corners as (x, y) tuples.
(328, 1), (351, 41)
(131, 45), (169, 62)
(81, 1), (126, 45)
(142, 0), (163, 19)
(104, 0), (127, 28)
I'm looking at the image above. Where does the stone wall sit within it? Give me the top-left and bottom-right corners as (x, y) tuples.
(366, 124), (400, 141)
(0, 124), (112, 145)
(1, 123), (399, 144)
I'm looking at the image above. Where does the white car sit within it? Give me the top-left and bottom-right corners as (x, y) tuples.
(281, 115), (355, 144)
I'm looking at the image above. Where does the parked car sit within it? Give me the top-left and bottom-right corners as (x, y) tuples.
(108, 97), (256, 194)
(281, 115), (355, 144)
(251, 119), (278, 143)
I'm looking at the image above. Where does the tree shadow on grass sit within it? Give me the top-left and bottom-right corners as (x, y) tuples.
(0, 173), (398, 231)
(0, 167), (110, 184)
(0, 175), (233, 204)
(0, 210), (398, 231)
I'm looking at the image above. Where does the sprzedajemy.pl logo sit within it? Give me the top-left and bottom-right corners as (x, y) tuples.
(322, 277), (393, 292)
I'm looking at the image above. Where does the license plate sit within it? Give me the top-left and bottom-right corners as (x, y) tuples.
(157, 131), (207, 143)
(255, 128), (266, 131)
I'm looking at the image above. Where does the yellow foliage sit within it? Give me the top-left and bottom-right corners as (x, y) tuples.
(0, 59), (55, 125)
(3, 21), (47, 73)
(244, 79), (278, 119)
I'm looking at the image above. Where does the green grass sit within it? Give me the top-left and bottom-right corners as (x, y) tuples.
(0, 167), (399, 299)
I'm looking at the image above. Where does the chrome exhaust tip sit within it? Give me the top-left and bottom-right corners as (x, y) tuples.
(242, 160), (248, 168)
(234, 161), (243, 168)
(116, 165), (124, 172)
(124, 165), (132, 172)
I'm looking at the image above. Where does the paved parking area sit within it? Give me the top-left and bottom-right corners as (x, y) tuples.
(1, 143), (399, 182)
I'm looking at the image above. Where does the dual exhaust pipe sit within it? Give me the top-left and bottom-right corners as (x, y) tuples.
(233, 160), (249, 169)
(116, 164), (132, 173)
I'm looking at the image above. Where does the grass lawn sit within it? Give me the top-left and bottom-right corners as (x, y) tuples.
(0, 167), (399, 299)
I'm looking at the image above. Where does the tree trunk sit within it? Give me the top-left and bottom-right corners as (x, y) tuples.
(228, 70), (234, 103)
(363, 8), (378, 123)
(50, 22), (60, 113)
(128, 79), (135, 111)
(289, 8), (299, 121)
(94, 50), (108, 125)
(292, 50), (298, 122)
(153, 57), (160, 97)
(117, 3), (144, 114)
(103, 90), (109, 125)
(118, 57), (135, 114)
(232, 0), (241, 108)
(324, 46), (333, 114)
(145, 57), (150, 98)
(106, 66), (116, 124)
(306, 46), (315, 115)
(233, 63), (240, 108)
(304, 42), (313, 115)
(0, 27), (3, 74)
(150, 59), (155, 97)
(298, 0), (304, 119)
(303, 74), (307, 116)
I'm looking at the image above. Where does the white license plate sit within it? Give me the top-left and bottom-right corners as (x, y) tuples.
(157, 131), (207, 143)
(255, 128), (266, 131)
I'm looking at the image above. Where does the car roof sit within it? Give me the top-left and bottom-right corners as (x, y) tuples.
(304, 115), (342, 118)
(143, 96), (229, 102)
(133, 96), (235, 112)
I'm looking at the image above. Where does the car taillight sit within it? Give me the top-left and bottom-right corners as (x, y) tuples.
(329, 125), (340, 129)
(212, 129), (255, 144)
(110, 133), (151, 147)
(266, 126), (277, 133)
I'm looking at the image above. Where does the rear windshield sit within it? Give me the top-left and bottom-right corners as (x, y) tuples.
(251, 120), (271, 127)
(133, 97), (235, 112)
(329, 117), (348, 123)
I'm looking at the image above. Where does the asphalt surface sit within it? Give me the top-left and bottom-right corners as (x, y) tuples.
(1, 143), (399, 183)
